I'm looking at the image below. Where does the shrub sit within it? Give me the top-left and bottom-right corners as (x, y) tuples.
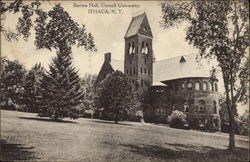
(168, 110), (186, 129)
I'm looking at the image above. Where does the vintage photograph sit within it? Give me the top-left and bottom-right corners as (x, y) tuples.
(0, 0), (249, 161)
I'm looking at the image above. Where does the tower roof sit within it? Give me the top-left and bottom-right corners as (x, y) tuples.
(125, 12), (153, 38)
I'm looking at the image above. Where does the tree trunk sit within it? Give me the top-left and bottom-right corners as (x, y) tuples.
(114, 113), (118, 124)
(224, 80), (235, 152)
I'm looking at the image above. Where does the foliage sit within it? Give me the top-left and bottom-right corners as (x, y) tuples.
(235, 110), (249, 136)
(22, 63), (45, 112)
(168, 110), (186, 129)
(1, 1), (96, 52)
(0, 57), (26, 107)
(95, 70), (140, 123)
(37, 45), (83, 121)
(79, 74), (97, 116)
(161, 0), (249, 151)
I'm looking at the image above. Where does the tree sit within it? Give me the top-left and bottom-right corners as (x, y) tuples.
(95, 71), (140, 124)
(0, 57), (26, 107)
(22, 63), (45, 112)
(32, 4), (96, 121)
(1, 1), (96, 52)
(1, 0), (45, 41)
(161, 0), (249, 151)
(37, 45), (83, 120)
(79, 74), (97, 117)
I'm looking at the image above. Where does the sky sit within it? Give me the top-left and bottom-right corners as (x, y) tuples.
(1, 1), (248, 114)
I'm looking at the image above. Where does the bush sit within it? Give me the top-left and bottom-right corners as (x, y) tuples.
(168, 110), (186, 129)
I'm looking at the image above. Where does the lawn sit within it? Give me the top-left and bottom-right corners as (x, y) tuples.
(0, 110), (249, 161)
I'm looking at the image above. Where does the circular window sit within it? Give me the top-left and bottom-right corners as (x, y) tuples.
(143, 27), (148, 32)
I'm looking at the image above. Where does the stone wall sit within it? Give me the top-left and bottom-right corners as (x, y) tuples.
(148, 77), (221, 131)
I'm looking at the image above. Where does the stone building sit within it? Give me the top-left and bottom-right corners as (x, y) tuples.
(95, 12), (221, 131)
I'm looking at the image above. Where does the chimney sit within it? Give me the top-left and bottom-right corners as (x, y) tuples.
(105, 52), (111, 62)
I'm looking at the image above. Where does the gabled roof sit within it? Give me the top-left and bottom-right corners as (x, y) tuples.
(110, 59), (124, 72)
(153, 54), (211, 82)
(125, 12), (152, 38)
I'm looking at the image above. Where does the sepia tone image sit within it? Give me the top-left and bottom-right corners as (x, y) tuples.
(0, 0), (249, 161)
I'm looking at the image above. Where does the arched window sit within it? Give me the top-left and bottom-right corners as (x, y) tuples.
(213, 101), (217, 114)
(145, 42), (149, 54)
(141, 41), (145, 53)
(203, 82), (208, 91)
(195, 82), (201, 90)
(184, 101), (189, 112)
(181, 82), (185, 89)
(198, 100), (205, 112)
(128, 42), (132, 54)
(132, 42), (135, 53)
(187, 82), (193, 90)
(215, 82), (218, 92)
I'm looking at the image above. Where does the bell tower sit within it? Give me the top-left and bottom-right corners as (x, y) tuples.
(124, 12), (153, 96)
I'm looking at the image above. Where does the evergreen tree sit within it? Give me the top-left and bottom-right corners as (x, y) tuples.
(23, 63), (45, 112)
(38, 45), (83, 120)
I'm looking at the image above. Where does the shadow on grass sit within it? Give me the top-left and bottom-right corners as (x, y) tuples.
(0, 140), (39, 161)
(19, 117), (77, 124)
(91, 120), (133, 126)
(121, 143), (249, 161)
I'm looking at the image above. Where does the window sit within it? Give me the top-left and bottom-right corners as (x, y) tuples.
(141, 79), (144, 87)
(140, 67), (143, 73)
(187, 82), (193, 90)
(128, 42), (135, 54)
(184, 101), (189, 112)
(144, 58), (147, 64)
(148, 69), (150, 75)
(141, 41), (145, 53)
(141, 41), (149, 54)
(126, 69), (128, 74)
(195, 82), (200, 90)
(203, 82), (208, 91)
(215, 82), (218, 92)
(198, 100), (205, 112)
(144, 68), (147, 73)
(145, 42), (149, 54)
(133, 68), (136, 74)
(130, 59), (132, 64)
(130, 68), (132, 75)
(181, 83), (185, 89)
(213, 101), (217, 114)
(199, 119), (205, 127)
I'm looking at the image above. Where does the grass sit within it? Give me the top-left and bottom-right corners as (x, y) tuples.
(1, 110), (249, 161)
